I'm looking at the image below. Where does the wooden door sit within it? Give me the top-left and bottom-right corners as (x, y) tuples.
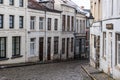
(66, 38), (69, 59)
(47, 37), (51, 60)
(39, 37), (44, 61)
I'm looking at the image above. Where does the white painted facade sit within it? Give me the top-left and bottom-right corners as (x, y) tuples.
(0, 0), (87, 65)
(90, 0), (120, 79)
(0, 0), (28, 64)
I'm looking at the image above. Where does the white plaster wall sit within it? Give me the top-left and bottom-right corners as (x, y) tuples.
(0, 0), (27, 64)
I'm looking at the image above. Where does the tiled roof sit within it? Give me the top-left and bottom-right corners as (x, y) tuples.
(28, 0), (47, 10)
(28, 0), (61, 13)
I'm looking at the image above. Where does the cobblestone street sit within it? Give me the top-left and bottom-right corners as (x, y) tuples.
(0, 60), (91, 80)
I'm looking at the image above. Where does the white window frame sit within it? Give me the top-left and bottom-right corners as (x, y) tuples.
(103, 32), (106, 58)
(30, 16), (36, 30)
(39, 17), (44, 30)
(117, 34), (120, 66)
(30, 38), (36, 55)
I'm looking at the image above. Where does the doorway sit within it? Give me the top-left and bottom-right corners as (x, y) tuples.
(47, 37), (51, 60)
(39, 37), (44, 61)
(66, 38), (69, 59)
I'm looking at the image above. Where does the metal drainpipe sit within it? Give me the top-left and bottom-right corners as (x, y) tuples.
(74, 10), (77, 59)
(25, 1), (28, 63)
(45, 10), (47, 61)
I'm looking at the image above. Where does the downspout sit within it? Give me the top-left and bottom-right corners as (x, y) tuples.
(25, 0), (28, 63)
(74, 10), (77, 59)
(45, 10), (47, 61)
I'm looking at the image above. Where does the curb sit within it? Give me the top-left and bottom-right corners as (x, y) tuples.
(0, 59), (80, 69)
(81, 65), (97, 80)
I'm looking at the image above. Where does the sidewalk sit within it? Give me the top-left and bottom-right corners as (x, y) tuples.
(82, 64), (115, 80)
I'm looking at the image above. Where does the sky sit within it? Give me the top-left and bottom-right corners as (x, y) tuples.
(71, 0), (90, 9)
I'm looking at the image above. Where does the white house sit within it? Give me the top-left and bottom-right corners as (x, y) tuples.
(0, 0), (88, 64)
(0, 0), (27, 64)
(90, 0), (120, 79)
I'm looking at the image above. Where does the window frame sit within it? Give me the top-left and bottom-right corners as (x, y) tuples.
(9, 15), (14, 28)
(54, 18), (58, 30)
(48, 18), (51, 30)
(30, 16), (36, 30)
(54, 37), (59, 54)
(0, 0), (3, 4)
(62, 38), (65, 54)
(62, 15), (66, 31)
(19, 16), (24, 28)
(19, 0), (23, 7)
(116, 33), (120, 66)
(103, 32), (106, 58)
(0, 37), (6, 59)
(0, 14), (3, 29)
(39, 17), (44, 30)
(9, 0), (14, 5)
(30, 38), (36, 55)
(12, 36), (21, 57)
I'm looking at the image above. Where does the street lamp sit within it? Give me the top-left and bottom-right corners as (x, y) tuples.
(88, 12), (94, 27)
(86, 12), (94, 61)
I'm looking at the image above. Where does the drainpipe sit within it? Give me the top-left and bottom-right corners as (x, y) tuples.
(45, 10), (47, 61)
(74, 10), (77, 59)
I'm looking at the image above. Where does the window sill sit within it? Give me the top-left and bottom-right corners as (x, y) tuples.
(0, 58), (9, 61)
(11, 55), (23, 59)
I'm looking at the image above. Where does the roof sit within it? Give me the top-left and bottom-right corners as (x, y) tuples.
(28, 0), (61, 13)
(60, 0), (89, 16)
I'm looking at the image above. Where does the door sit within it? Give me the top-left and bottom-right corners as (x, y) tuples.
(96, 36), (100, 69)
(108, 32), (113, 74)
(47, 37), (51, 60)
(66, 38), (69, 59)
(39, 37), (44, 61)
(79, 38), (86, 59)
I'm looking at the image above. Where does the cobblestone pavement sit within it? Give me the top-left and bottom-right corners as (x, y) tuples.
(0, 60), (91, 80)
(83, 65), (115, 80)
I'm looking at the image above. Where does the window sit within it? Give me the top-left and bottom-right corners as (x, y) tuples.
(19, 16), (24, 28)
(54, 37), (59, 54)
(0, 37), (6, 58)
(39, 17), (44, 29)
(71, 38), (74, 52)
(54, 19), (58, 30)
(62, 15), (66, 31)
(48, 18), (51, 30)
(30, 38), (36, 55)
(76, 20), (78, 33)
(30, 16), (35, 29)
(62, 38), (65, 54)
(116, 34), (120, 65)
(83, 20), (85, 33)
(0, 14), (3, 28)
(9, 15), (14, 28)
(9, 0), (14, 5)
(80, 20), (82, 33)
(0, 0), (3, 4)
(47, 37), (51, 59)
(19, 0), (23, 7)
(12, 36), (21, 56)
(71, 16), (74, 31)
(103, 32), (106, 58)
(94, 35), (96, 48)
(67, 16), (70, 31)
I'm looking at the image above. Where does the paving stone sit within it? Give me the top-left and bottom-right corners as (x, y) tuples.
(0, 60), (91, 80)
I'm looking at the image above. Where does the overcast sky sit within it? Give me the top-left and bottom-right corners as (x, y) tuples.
(71, 0), (90, 9)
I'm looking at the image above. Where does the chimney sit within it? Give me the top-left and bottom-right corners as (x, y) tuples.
(80, 6), (84, 9)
